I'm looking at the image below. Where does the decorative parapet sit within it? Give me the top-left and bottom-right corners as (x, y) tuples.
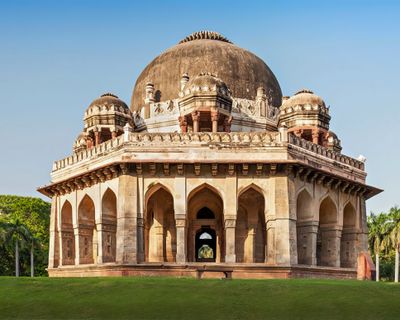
(52, 131), (364, 173)
(288, 135), (365, 171)
(52, 132), (281, 172)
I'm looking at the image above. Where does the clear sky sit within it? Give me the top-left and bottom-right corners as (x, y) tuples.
(0, 0), (399, 214)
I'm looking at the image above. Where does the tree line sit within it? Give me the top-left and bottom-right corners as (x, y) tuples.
(0, 195), (50, 276)
(368, 206), (400, 282)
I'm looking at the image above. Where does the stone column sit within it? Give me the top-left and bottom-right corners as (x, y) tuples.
(320, 227), (342, 267)
(48, 196), (59, 268)
(116, 172), (139, 264)
(224, 217), (236, 263)
(178, 116), (188, 133)
(175, 217), (187, 263)
(74, 227), (80, 265)
(192, 111), (200, 133)
(340, 228), (359, 268)
(111, 128), (117, 139)
(312, 129), (319, 144)
(245, 224), (257, 263)
(94, 128), (100, 146)
(265, 218), (276, 264)
(96, 222), (103, 264)
(296, 221), (318, 265)
(211, 111), (218, 133)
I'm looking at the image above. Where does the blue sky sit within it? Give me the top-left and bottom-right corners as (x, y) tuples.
(0, 0), (398, 213)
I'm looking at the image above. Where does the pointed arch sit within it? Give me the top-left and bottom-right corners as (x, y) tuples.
(145, 184), (176, 262)
(101, 188), (117, 262)
(78, 195), (96, 264)
(317, 195), (339, 267)
(296, 189), (315, 265)
(238, 183), (266, 200)
(187, 183), (224, 262)
(145, 182), (173, 207)
(61, 200), (74, 265)
(341, 202), (357, 268)
(236, 186), (266, 263)
(319, 196), (338, 225)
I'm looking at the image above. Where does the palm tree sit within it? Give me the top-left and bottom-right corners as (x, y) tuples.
(0, 218), (32, 277)
(368, 213), (389, 281)
(383, 207), (400, 283)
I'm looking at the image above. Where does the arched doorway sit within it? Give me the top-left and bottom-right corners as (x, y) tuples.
(187, 185), (224, 262)
(341, 202), (357, 268)
(61, 200), (75, 265)
(78, 195), (96, 264)
(317, 196), (339, 267)
(101, 188), (117, 263)
(296, 190), (316, 265)
(195, 227), (216, 262)
(236, 187), (266, 263)
(145, 185), (176, 262)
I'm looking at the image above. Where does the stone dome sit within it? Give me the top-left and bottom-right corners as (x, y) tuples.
(87, 93), (129, 112)
(281, 89), (326, 110)
(131, 31), (282, 111)
(182, 72), (230, 97)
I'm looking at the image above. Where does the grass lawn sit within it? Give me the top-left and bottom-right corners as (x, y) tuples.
(0, 277), (399, 320)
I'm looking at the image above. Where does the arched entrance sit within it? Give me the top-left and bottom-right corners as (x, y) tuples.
(78, 195), (96, 264)
(144, 185), (176, 262)
(195, 227), (216, 262)
(61, 200), (75, 265)
(341, 202), (357, 268)
(317, 196), (339, 267)
(187, 185), (224, 262)
(296, 189), (316, 265)
(101, 188), (117, 263)
(236, 187), (266, 263)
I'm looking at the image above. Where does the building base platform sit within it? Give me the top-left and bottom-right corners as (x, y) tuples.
(48, 263), (357, 279)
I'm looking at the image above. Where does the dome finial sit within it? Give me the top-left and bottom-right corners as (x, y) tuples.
(179, 31), (232, 44)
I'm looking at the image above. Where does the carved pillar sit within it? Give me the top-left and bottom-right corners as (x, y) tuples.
(266, 218), (276, 264)
(96, 222), (103, 264)
(296, 221), (318, 266)
(192, 111), (200, 133)
(294, 129), (302, 138)
(178, 116), (188, 133)
(116, 172), (139, 264)
(74, 227), (80, 265)
(320, 227), (342, 267)
(111, 129), (117, 139)
(48, 196), (58, 268)
(94, 128), (101, 146)
(211, 111), (219, 133)
(340, 229), (358, 268)
(224, 217), (236, 263)
(312, 129), (320, 144)
(144, 82), (155, 119)
(223, 116), (232, 133)
(245, 224), (257, 263)
(175, 217), (187, 263)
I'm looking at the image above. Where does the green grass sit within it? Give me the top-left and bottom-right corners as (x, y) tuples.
(0, 277), (399, 320)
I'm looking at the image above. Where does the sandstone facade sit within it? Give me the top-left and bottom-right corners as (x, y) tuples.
(39, 31), (380, 279)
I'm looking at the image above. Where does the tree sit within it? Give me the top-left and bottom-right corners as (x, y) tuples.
(382, 207), (400, 282)
(368, 213), (390, 281)
(0, 218), (32, 277)
(0, 195), (50, 276)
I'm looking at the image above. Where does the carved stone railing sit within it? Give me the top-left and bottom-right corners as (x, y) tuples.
(52, 131), (364, 173)
(288, 134), (365, 170)
(52, 132), (281, 172)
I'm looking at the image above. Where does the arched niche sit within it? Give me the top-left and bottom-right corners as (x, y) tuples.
(317, 196), (339, 267)
(61, 200), (75, 265)
(145, 185), (176, 262)
(236, 187), (266, 263)
(101, 188), (117, 263)
(296, 189), (315, 265)
(340, 202), (358, 268)
(187, 184), (224, 262)
(78, 195), (96, 264)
